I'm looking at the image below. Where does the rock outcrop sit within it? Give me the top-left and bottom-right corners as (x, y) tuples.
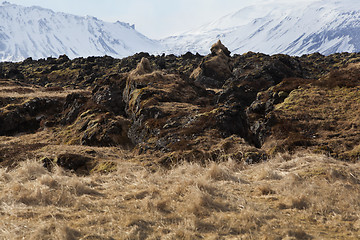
(190, 40), (233, 88)
(0, 43), (360, 171)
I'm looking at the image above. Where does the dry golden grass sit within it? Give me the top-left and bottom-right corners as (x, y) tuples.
(0, 85), (90, 98)
(0, 153), (360, 239)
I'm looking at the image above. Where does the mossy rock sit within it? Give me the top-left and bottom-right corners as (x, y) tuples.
(313, 145), (333, 155)
(267, 145), (287, 157)
(278, 91), (289, 99)
(40, 156), (54, 171)
(243, 151), (267, 164)
(55, 153), (94, 174)
(90, 161), (117, 174)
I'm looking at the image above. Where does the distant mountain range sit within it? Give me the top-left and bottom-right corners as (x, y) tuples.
(0, 1), (160, 61)
(162, 0), (360, 56)
(2, 0), (360, 61)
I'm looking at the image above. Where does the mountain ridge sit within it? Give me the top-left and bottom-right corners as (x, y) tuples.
(162, 0), (360, 56)
(0, 1), (160, 61)
(3, 1), (360, 61)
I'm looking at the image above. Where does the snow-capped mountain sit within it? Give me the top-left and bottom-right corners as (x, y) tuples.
(0, 1), (161, 62)
(162, 0), (360, 56)
(3, 0), (360, 61)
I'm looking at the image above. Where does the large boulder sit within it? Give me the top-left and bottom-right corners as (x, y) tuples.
(60, 93), (89, 125)
(210, 39), (231, 57)
(190, 40), (233, 88)
(55, 153), (93, 173)
(123, 57), (211, 146)
(121, 56), (264, 165)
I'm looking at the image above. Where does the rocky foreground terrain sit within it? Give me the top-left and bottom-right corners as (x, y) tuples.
(0, 41), (360, 239)
(0, 40), (359, 171)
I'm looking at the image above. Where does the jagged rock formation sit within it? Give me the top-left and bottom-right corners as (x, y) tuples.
(0, 44), (360, 172)
(190, 40), (233, 88)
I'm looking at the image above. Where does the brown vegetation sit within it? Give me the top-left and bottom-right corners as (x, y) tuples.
(1, 153), (360, 239)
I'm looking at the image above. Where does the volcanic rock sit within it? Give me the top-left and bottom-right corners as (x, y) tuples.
(0, 41), (360, 170)
(55, 153), (93, 173)
(0, 97), (62, 135)
(190, 40), (233, 88)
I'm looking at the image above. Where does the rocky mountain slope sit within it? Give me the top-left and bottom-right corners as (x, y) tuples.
(162, 0), (360, 56)
(0, 42), (360, 238)
(0, 1), (160, 62)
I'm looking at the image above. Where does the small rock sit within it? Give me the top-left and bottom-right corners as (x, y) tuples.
(55, 153), (93, 172)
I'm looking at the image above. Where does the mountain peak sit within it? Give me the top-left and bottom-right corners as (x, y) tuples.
(115, 21), (135, 30)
